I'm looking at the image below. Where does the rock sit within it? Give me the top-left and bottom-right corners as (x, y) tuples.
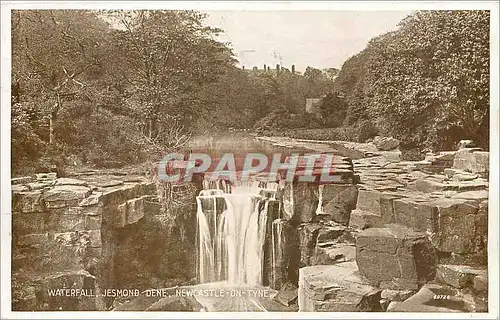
(356, 189), (400, 221)
(387, 283), (468, 312)
(96, 180), (124, 188)
(16, 233), (49, 247)
(55, 178), (89, 187)
(451, 190), (488, 201)
(316, 224), (351, 243)
(12, 213), (45, 235)
(266, 219), (300, 289)
(436, 264), (485, 288)
(312, 244), (356, 265)
(116, 196), (146, 227)
(283, 182), (318, 223)
(11, 184), (29, 192)
(319, 184), (358, 225)
(298, 223), (322, 266)
(380, 298), (390, 311)
(349, 210), (384, 229)
(436, 151), (457, 162)
(386, 300), (400, 312)
(43, 185), (93, 206)
(46, 214), (86, 232)
(408, 170), (429, 180)
(453, 150), (489, 174)
(12, 191), (45, 213)
(35, 172), (57, 181)
(12, 176), (34, 185)
(273, 282), (298, 306)
(473, 273), (488, 293)
(381, 289), (417, 302)
(27, 182), (53, 190)
(79, 192), (103, 207)
(298, 262), (382, 311)
(431, 198), (478, 254)
(409, 179), (447, 193)
(88, 230), (101, 247)
(12, 270), (96, 311)
(458, 140), (475, 149)
(356, 224), (437, 290)
(373, 136), (400, 151)
(393, 199), (437, 233)
(452, 172), (479, 181)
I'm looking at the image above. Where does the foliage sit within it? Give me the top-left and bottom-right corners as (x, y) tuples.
(335, 10), (490, 152)
(11, 10), (238, 174)
(318, 92), (349, 127)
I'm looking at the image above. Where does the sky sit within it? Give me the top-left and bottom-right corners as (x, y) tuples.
(204, 11), (413, 72)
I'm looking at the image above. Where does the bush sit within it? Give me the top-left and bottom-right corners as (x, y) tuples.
(253, 108), (320, 134)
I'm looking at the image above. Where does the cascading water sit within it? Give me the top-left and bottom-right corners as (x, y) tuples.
(196, 179), (278, 286)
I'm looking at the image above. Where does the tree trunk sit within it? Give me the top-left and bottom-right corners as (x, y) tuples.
(49, 94), (61, 145)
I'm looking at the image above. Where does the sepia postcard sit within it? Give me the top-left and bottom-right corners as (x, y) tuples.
(1, 1), (499, 319)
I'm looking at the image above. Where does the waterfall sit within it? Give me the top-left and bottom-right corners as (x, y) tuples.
(196, 180), (275, 285)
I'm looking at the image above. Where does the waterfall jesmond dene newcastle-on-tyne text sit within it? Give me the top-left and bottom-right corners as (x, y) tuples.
(1, 2), (498, 319)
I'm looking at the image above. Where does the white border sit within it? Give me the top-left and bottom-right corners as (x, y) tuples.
(1, 1), (499, 319)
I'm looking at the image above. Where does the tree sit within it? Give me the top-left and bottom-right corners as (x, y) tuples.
(318, 92), (349, 127)
(12, 10), (110, 145)
(106, 10), (236, 154)
(365, 10), (490, 151)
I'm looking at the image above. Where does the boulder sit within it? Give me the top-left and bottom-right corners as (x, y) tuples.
(381, 289), (417, 302)
(436, 264), (485, 288)
(473, 273), (488, 293)
(431, 198), (478, 254)
(453, 150), (489, 174)
(356, 224), (437, 290)
(457, 140), (476, 149)
(319, 184), (358, 225)
(298, 262), (382, 311)
(393, 199), (437, 233)
(273, 282), (298, 307)
(373, 136), (400, 151)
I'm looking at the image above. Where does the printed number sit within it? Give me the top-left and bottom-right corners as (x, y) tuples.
(433, 295), (451, 300)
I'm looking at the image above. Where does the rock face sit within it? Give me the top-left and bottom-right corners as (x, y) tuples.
(319, 184), (358, 225)
(298, 261), (382, 312)
(11, 171), (162, 311)
(283, 182), (318, 223)
(356, 224), (437, 290)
